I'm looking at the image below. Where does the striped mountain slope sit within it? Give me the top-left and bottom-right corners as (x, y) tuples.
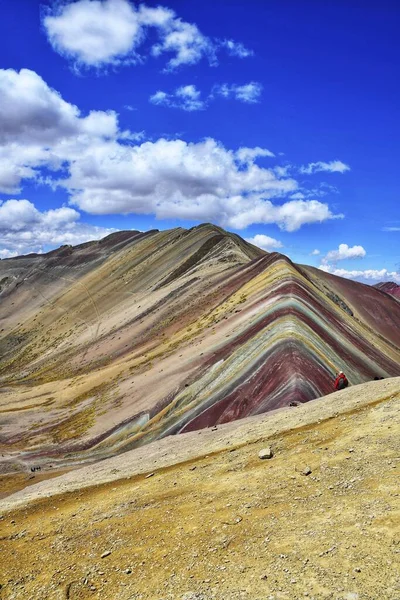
(0, 224), (399, 475)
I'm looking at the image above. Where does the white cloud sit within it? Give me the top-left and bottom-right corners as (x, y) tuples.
(300, 160), (350, 174)
(0, 199), (115, 256)
(245, 234), (283, 251)
(150, 85), (205, 111)
(61, 137), (342, 231)
(0, 68), (124, 193)
(0, 249), (18, 259)
(151, 16), (216, 71)
(43, 0), (251, 71)
(214, 82), (263, 103)
(150, 82), (263, 111)
(220, 39), (254, 58)
(322, 243), (366, 264)
(274, 166), (290, 178)
(311, 249), (320, 255)
(0, 68), (87, 145)
(43, 0), (142, 68)
(319, 265), (400, 284)
(236, 147), (275, 163)
(383, 226), (400, 231)
(149, 90), (168, 105)
(0, 157), (37, 194)
(0, 69), (344, 234)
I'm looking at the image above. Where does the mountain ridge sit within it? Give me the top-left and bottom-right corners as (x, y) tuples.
(1, 225), (399, 479)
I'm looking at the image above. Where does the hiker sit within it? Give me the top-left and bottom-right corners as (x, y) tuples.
(334, 371), (348, 391)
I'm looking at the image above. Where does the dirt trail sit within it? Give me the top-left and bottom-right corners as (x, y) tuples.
(0, 379), (399, 600)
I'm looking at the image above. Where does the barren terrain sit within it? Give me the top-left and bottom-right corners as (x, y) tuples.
(1, 378), (399, 600)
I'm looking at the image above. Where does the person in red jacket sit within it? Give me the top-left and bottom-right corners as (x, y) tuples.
(334, 371), (348, 391)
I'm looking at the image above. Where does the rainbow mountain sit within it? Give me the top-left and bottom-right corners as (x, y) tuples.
(1, 224), (400, 474)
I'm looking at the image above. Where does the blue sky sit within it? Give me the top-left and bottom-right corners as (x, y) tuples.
(0, 0), (399, 283)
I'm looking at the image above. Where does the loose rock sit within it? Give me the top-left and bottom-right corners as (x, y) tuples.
(258, 447), (273, 460)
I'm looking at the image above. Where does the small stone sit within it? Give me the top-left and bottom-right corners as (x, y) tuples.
(302, 466), (312, 476)
(354, 567), (361, 573)
(101, 550), (112, 558)
(260, 574), (268, 580)
(145, 472), (154, 478)
(125, 569), (132, 574)
(258, 447), (273, 460)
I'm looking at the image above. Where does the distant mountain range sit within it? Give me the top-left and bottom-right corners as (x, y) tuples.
(1, 224), (400, 474)
(374, 281), (400, 298)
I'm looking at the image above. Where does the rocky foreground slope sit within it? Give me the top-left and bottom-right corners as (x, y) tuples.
(1, 224), (400, 479)
(0, 378), (399, 600)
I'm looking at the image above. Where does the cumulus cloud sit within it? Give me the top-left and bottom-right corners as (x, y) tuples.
(0, 158), (37, 195)
(310, 249), (320, 255)
(0, 68), (124, 193)
(43, 0), (142, 68)
(0, 67), (101, 145)
(150, 85), (205, 111)
(42, 0), (252, 71)
(299, 160), (350, 174)
(0, 199), (116, 257)
(319, 265), (400, 284)
(213, 82), (263, 103)
(0, 68), (344, 236)
(322, 243), (366, 264)
(245, 234), (283, 251)
(61, 137), (342, 231)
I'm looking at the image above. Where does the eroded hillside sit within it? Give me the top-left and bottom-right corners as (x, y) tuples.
(1, 225), (400, 478)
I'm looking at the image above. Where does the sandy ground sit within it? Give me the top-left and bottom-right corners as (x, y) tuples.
(0, 378), (399, 600)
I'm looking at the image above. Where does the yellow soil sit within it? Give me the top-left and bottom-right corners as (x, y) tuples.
(0, 381), (399, 600)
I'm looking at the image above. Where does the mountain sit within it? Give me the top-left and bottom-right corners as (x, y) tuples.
(1, 224), (400, 478)
(374, 281), (400, 298)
